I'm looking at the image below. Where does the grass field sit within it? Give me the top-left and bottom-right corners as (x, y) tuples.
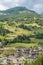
(6, 43), (38, 48)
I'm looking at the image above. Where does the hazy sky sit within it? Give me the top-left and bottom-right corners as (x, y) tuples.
(0, 0), (43, 14)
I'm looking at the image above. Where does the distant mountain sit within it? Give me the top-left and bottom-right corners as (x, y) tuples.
(0, 6), (41, 22)
(0, 7), (38, 14)
(41, 12), (43, 15)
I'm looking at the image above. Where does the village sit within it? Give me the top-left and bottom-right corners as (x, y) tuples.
(0, 46), (43, 65)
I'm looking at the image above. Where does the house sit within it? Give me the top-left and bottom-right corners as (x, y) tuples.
(0, 42), (3, 48)
(1, 57), (8, 64)
(13, 57), (25, 65)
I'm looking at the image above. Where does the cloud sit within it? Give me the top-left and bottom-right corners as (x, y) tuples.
(0, 4), (8, 10)
(33, 4), (43, 13)
(0, 0), (43, 13)
(0, 0), (26, 9)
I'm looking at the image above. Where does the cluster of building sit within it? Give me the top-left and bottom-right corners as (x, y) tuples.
(0, 46), (43, 65)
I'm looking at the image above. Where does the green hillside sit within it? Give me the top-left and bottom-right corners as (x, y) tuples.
(0, 7), (43, 48)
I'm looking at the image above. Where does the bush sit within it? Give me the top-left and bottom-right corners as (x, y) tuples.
(30, 55), (43, 65)
(13, 35), (31, 43)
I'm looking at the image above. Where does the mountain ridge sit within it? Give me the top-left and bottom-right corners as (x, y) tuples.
(0, 6), (38, 14)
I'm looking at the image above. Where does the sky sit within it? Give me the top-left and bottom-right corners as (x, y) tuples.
(0, 0), (43, 14)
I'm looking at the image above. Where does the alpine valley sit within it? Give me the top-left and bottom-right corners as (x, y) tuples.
(0, 7), (43, 65)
